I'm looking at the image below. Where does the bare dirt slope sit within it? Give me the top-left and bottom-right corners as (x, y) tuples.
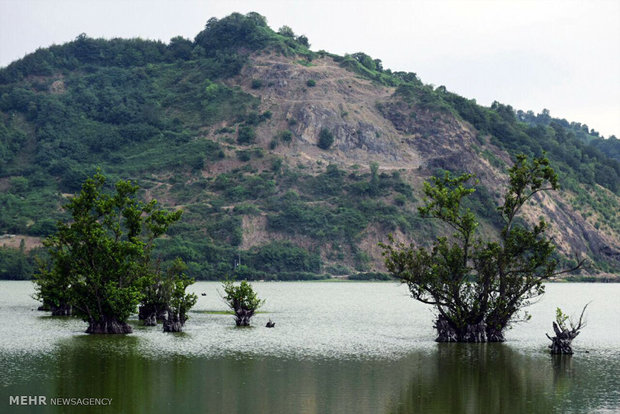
(223, 53), (620, 272)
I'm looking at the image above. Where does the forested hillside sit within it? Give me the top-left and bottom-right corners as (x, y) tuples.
(1, 12), (618, 280)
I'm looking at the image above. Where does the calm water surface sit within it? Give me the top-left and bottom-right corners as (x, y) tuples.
(0, 281), (618, 413)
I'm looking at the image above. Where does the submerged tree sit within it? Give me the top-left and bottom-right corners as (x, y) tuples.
(547, 304), (588, 354)
(34, 172), (182, 334)
(381, 155), (583, 342)
(162, 258), (197, 332)
(139, 270), (169, 326)
(222, 280), (264, 326)
(139, 259), (174, 327)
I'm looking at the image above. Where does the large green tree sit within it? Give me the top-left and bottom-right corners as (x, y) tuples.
(35, 172), (182, 333)
(381, 155), (583, 342)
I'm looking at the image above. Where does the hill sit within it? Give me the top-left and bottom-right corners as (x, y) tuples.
(1, 12), (618, 280)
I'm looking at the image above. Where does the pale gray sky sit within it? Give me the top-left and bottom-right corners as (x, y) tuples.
(1, 0), (619, 137)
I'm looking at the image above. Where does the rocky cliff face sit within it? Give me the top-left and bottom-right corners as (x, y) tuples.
(220, 53), (619, 275)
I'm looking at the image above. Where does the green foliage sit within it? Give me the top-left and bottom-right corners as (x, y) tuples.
(140, 257), (197, 329)
(590, 135), (619, 161)
(318, 128), (334, 150)
(236, 148), (263, 162)
(394, 194), (407, 206)
(267, 194), (367, 241)
(351, 52), (378, 71)
(34, 172), (182, 331)
(33, 254), (72, 314)
(233, 203), (260, 215)
(336, 53), (398, 87)
(267, 164), (417, 241)
(555, 307), (569, 331)
(278, 26), (295, 38)
(306, 79), (316, 87)
(442, 96), (620, 196)
(394, 84), (453, 113)
(193, 12), (313, 59)
(349, 272), (392, 281)
(0, 242), (35, 279)
(222, 279), (264, 309)
(237, 126), (256, 145)
(245, 241), (322, 274)
(145, 160), (419, 281)
(166, 258), (198, 326)
(195, 13), (271, 55)
(0, 31), (259, 242)
(324, 263), (353, 275)
(277, 130), (293, 143)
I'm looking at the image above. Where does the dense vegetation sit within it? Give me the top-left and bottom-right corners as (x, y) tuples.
(0, 242), (39, 279)
(150, 162), (420, 280)
(1, 12), (618, 280)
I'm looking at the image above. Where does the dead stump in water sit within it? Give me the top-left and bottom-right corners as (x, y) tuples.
(547, 304), (589, 355)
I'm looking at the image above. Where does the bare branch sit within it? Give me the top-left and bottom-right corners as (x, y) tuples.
(551, 258), (586, 277)
(572, 302), (590, 332)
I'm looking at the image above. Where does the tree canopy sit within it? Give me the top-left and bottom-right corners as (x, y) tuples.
(222, 280), (264, 326)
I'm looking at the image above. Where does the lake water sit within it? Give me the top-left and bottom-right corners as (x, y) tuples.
(0, 281), (618, 413)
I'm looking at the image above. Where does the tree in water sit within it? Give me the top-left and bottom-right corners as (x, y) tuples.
(138, 273), (169, 326)
(381, 154), (583, 342)
(162, 258), (197, 333)
(222, 280), (264, 326)
(547, 304), (588, 354)
(34, 172), (182, 334)
(140, 260), (174, 326)
(33, 256), (72, 316)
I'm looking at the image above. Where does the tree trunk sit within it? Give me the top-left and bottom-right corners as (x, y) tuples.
(486, 326), (506, 343)
(139, 305), (157, 326)
(86, 317), (132, 334)
(434, 315), (459, 342)
(234, 308), (255, 327)
(434, 315), (503, 343)
(38, 301), (71, 315)
(156, 309), (167, 323)
(484, 314), (508, 342)
(50, 303), (72, 316)
(163, 308), (186, 332)
(548, 322), (579, 355)
(163, 319), (183, 332)
(462, 321), (487, 343)
(144, 313), (157, 326)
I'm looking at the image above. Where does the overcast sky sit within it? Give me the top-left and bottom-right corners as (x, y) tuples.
(1, 0), (619, 137)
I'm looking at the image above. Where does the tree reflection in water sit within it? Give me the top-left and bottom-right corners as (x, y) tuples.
(390, 344), (592, 414)
(1, 337), (616, 414)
